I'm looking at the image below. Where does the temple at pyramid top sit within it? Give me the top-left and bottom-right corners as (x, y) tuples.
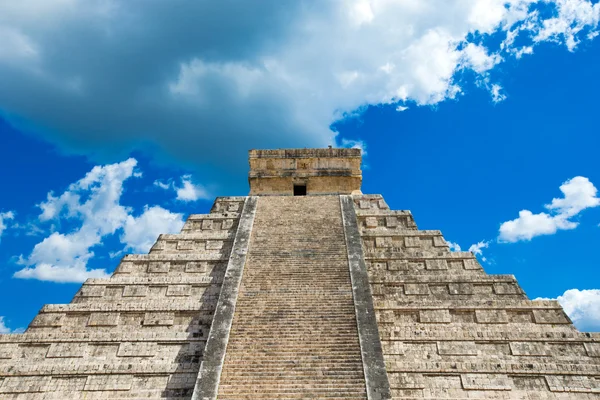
(248, 148), (362, 195)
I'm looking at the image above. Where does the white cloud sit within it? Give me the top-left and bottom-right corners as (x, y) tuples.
(499, 176), (600, 242)
(533, 0), (600, 51)
(0, 1), (598, 174)
(108, 250), (124, 259)
(175, 175), (210, 202)
(154, 175), (210, 202)
(0, 316), (11, 334)
(153, 180), (171, 190)
(490, 84), (507, 103)
(340, 139), (367, 156)
(536, 288), (600, 331)
(499, 210), (575, 242)
(395, 105), (409, 112)
(0, 210), (15, 240)
(10, 220), (45, 237)
(468, 240), (489, 255)
(460, 43), (503, 74)
(546, 176), (600, 217)
(447, 241), (462, 251)
(468, 240), (490, 262)
(14, 159), (139, 283)
(121, 206), (185, 253)
(0, 316), (24, 334)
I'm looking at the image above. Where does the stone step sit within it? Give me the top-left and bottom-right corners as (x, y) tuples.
(216, 196), (367, 399)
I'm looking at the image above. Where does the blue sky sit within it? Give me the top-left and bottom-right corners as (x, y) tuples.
(1, 0), (600, 333)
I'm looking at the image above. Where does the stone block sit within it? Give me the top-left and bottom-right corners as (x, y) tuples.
(89, 343), (119, 359)
(404, 237), (421, 248)
(143, 312), (174, 326)
(148, 261), (170, 273)
(0, 376), (52, 393)
(473, 285), (494, 295)
(17, 344), (50, 359)
(77, 285), (105, 297)
(390, 373), (425, 389)
(46, 342), (87, 358)
(512, 376), (548, 391)
(132, 375), (170, 391)
(461, 374), (511, 390)
(116, 261), (136, 273)
(546, 375), (599, 393)
(122, 285), (148, 297)
(382, 341), (404, 355)
(533, 309), (570, 324)
(84, 375), (133, 391)
(385, 216), (398, 228)
(47, 376), (87, 392)
(548, 342), (587, 357)
(432, 236), (446, 247)
(510, 341), (549, 356)
(359, 200), (370, 209)
(475, 309), (509, 324)
(375, 237), (392, 248)
(206, 240), (224, 250)
(117, 342), (156, 357)
(103, 287), (126, 298)
(201, 220), (213, 230)
(424, 375), (462, 390)
(448, 283), (473, 295)
(167, 373), (198, 389)
(508, 310), (533, 323)
(185, 261), (208, 273)
(151, 241), (165, 251)
(493, 283), (520, 295)
(463, 259), (480, 270)
(584, 342), (600, 357)
(222, 219), (234, 230)
(420, 309), (451, 323)
(0, 344), (16, 359)
(404, 284), (429, 295)
(88, 312), (120, 327)
(30, 313), (65, 327)
(437, 341), (477, 356)
(365, 217), (378, 228)
(227, 203), (240, 212)
(425, 259), (448, 270)
(388, 260), (409, 271)
(166, 285), (192, 297)
(177, 240), (196, 250)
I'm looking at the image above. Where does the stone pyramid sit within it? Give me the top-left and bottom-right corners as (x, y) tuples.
(0, 148), (598, 399)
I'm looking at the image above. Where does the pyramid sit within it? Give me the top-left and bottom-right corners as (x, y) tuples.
(0, 148), (598, 399)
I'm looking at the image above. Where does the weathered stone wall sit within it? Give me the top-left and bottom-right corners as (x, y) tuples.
(0, 197), (247, 399)
(248, 148), (362, 195)
(352, 194), (600, 399)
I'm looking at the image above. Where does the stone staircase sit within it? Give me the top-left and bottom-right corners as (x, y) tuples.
(217, 195), (367, 399)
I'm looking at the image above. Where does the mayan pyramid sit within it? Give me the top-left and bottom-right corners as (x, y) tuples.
(0, 148), (598, 399)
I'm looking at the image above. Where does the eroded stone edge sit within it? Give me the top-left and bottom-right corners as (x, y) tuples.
(340, 195), (393, 400)
(191, 196), (258, 400)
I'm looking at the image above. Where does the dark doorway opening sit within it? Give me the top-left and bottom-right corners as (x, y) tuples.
(293, 184), (307, 196)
